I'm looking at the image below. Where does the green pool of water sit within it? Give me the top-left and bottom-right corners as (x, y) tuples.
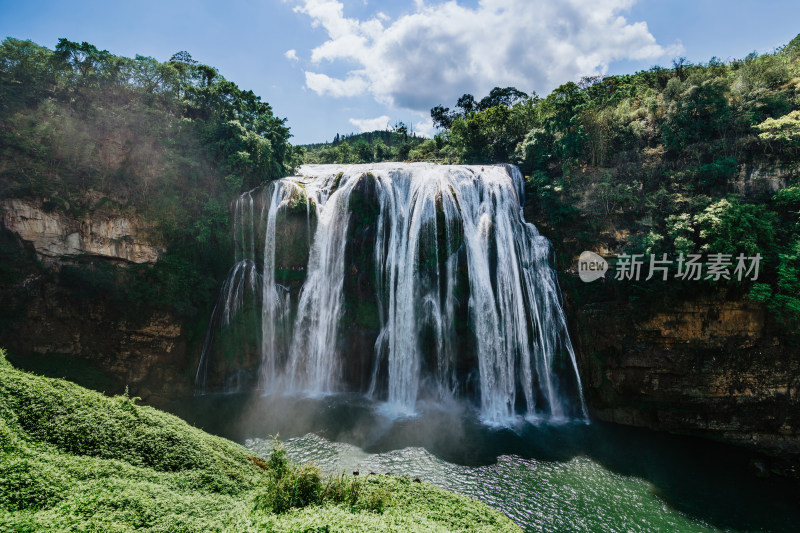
(166, 393), (800, 532)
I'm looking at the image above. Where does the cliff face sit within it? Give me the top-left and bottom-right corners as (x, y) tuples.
(0, 201), (190, 403)
(568, 294), (798, 467)
(1, 199), (162, 264)
(541, 159), (800, 475)
(2, 277), (190, 401)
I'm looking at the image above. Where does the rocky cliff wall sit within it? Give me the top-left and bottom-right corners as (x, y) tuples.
(1, 273), (191, 401)
(568, 294), (799, 477)
(0, 201), (190, 403)
(520, 154), (800, 475)
(1, 199), (162, 264)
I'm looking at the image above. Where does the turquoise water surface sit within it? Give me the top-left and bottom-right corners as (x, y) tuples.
(167, 393), (800, 532)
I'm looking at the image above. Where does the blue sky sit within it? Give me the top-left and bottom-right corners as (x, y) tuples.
(1, 0), (799, 144)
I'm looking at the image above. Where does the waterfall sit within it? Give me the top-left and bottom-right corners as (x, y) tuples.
(195, 163), (587, 423)
(287, 173), (357, 393)
(259, 183), (296, 387)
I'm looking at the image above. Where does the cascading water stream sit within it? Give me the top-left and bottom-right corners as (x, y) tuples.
(195, 163), (587, 423)
(287, 174), (357, 393)
(259, 183), (296, 388)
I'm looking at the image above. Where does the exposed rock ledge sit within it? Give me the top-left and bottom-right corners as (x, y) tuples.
(0, 199), (162, 264)
(570, 294), (799, 476)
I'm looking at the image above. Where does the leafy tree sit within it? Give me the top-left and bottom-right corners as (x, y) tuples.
(750, 237), (800, 326)
(513, 128), (553, 173)
(456, 94), (477, 114)
(755, 110), (800, 145)
(430, 104), (453, 129)
(352, 139), (372, 163)
(450, 105), (516, 163)
(694, 198), (777, 256)
(477, 86), (528, 110)
(661, 77), (733, 152)
(0, 38), (56, 111)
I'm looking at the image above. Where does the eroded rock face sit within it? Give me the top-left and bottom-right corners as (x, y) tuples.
(0, 270), (191, 403)
(732, 164), (797, 196)
(568, 294), (800, 475)
(0, 200), (184, 404)
(1, 199), (162, 263)
(521, 158), (800, 473)
(634, 299), (770, 348)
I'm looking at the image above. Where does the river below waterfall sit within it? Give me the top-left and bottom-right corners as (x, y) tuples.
(166, 393), (800, 532)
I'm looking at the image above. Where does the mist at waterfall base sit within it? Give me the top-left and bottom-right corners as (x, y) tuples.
(179, 164), (800, 532)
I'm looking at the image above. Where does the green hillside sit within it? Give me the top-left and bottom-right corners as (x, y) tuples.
(0, 348), (520, 532)
(301, 127), (433, 163)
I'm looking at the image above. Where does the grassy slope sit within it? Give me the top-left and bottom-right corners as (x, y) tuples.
(0, 349), (520, 532)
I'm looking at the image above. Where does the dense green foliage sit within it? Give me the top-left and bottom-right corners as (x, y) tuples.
(425, 36), (800, 328)
(0, 37), (302, 321)
(0, 349), (520, 532)
(302, 125), (448, 164)
(0, 38), (300, 198)
(253, 438), (390, 515)
(426, 40), (800, 169)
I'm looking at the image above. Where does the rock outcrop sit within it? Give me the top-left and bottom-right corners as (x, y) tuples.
(0, 200), (184, 403)
(566, 285), (800, 477)
(732, 163), (797, 196)
(1, 199), (162, 264)
(0, 259), (191, 403)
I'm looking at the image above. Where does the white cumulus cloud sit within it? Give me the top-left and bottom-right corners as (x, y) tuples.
(349, 115), (391, 132)
(413, 117), (435, 138)
(305, 71), (369, 97)
(284, 49), (299, 61)
(292, 0), (682, 112)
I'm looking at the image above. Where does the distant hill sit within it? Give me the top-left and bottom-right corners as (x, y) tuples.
(299, 129), (423, 151)
(301, 127), (447, 164)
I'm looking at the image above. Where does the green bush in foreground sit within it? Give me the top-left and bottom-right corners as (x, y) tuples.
(254, 439), (390, 515)
(0, 349), (520, 532)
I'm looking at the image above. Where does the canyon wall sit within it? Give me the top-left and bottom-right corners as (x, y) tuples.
(566, 291), (799, 475)
(0, 200), (191, 402)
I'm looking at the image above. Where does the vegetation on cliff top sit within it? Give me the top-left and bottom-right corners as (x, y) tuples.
(0, 348), (520, 532)
(0, 37), (302, 327)
(301, 126), (435, 164)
